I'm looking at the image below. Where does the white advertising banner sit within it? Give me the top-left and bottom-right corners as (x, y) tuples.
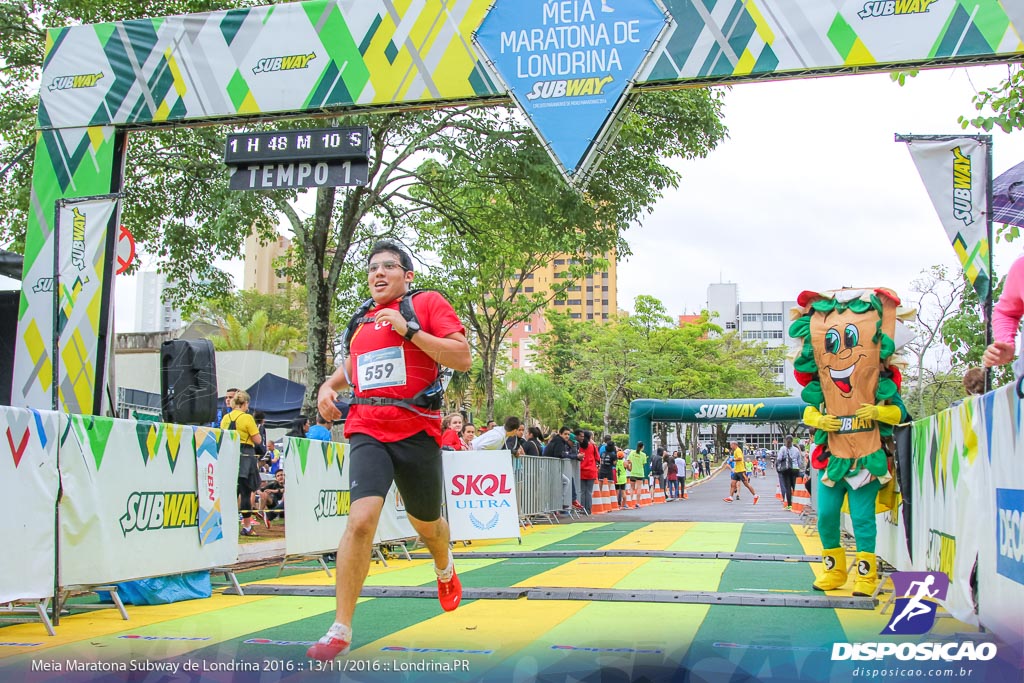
(909, 397), (987, 624)
(903, 136), (991, 301)
(58, 416), (238, 585)
(976, 385), (1024, 643)
(443, 450), (520, 542)
(54, 195), (118, 415)
(0, 407), (60, 602)
(283, 437), (350, 557)
(375, 485), (416, 545)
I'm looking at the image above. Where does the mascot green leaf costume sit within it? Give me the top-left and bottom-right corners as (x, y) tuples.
(790, 288), (908, 596)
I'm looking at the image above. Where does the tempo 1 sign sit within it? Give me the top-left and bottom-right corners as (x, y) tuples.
(228, 159), (368, 190)
(224, 125), (370, 190)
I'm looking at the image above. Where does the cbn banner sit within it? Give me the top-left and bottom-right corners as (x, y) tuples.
(903, 136), (991, 300)
(975, 384), (1024, 643)
(443, 450), (520, 542)
(58, 416), (238, 585)
(0, 407), (60, 603)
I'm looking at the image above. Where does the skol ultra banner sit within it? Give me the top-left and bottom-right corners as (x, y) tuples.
(283, 437), (350, 557)
(0, 406), (60, 603)
(58, 415), (238, 585)
(975, 384), (1024, 643)
(903, 136), (991, 300)
(443, 450), (521, 542)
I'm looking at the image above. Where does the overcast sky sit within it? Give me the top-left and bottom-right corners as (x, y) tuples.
(617, 64), (1024, 317)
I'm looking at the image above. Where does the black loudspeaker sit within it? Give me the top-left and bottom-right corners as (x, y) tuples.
(160, 338), (217, 424)
(0, 291), (17, 406)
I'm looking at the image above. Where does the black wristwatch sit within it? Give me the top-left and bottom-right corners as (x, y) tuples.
(404, 320), (421, 341)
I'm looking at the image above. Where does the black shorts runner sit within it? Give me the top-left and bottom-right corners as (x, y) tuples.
(731, 472), (748, 482)
(348, 431), (443, 522)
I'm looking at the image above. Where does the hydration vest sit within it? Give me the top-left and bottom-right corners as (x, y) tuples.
(342, 289), (448, 414)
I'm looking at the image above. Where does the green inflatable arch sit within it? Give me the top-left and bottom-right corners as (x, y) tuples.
(627, 397), (808, 451)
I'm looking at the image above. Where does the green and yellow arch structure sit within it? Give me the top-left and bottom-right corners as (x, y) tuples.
(628, 396), (808, 451)
(15, 0), (1024, 413)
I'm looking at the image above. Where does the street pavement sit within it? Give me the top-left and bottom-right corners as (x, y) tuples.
(593, 467), (805, 523)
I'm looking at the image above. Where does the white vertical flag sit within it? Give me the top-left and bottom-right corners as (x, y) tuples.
(903, 136), (990, 300)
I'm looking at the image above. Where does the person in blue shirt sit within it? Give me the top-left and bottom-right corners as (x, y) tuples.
(306, 414), (334, 441)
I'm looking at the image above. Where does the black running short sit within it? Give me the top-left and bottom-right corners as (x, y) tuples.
(348, 431), (443, 522)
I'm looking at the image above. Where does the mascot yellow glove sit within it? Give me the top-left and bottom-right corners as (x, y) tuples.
(803, 406), (841, 432)
(854, 403), (902, 425)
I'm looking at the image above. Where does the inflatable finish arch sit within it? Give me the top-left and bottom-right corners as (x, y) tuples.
(628, 396), (808, 452)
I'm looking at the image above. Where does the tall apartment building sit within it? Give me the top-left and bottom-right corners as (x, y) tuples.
(705, 282), (799, 394)
(506, 253), (618, 372)
(243, 231), (292, 294)
(134, 270), (182, 333)
(696, 283), (801, 451)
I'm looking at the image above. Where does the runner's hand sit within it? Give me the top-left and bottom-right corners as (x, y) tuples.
(317, 384), (342, 421)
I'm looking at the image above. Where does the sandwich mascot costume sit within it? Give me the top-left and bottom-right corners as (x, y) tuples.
(790, 288), (908, 596)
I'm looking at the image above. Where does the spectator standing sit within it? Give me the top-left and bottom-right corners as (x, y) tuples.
(665, 454), (679, 501)
(776, 435), (803, 510)
(984, 254), (1024, 377)
(650, 447), (665, 494)
(598, 437), (617, 485)
(673, 451), (686, 500)
(460, 423), (476, 449)
(627, 445), (646, 509)
(286, 416), (310, 439)
(440, 413), (465, 451)
(543, 426), (573, 512)
(522, 426), (543, 457)
(502, 416), (526, 455)
(220, 390), (263, 537)
(307, 414), (334, 442)
(615, 450), (628, 509)
(577, 430), (599, 513)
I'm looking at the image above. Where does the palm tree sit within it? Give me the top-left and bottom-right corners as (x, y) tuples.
(212, 310), (302, 356)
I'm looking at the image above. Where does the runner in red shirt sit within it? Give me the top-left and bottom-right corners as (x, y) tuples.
(308, 241), (471, 661)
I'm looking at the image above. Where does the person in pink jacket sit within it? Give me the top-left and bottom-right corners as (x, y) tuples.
(984, 255), (1024, 376)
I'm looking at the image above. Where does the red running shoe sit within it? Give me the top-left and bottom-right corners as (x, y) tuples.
(753, 495), (760, 505)
(306, 631), (351, 660)
(437, 566), (462, 612)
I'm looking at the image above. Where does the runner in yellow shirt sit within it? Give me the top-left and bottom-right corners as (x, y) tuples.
(724, 439), (759, 504)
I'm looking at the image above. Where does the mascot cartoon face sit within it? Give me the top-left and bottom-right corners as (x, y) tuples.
(795, 288), (899, 460)
(810, 309), (881, 415)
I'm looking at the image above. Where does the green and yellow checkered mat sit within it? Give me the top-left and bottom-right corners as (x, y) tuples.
(0, 523), (1007, 682)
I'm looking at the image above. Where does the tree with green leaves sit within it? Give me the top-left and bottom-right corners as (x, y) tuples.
(411, 93), (726, 419)
(960, 64), (1024, 133)
(211, 310), (301, 356)
(493, 369), (571, 431)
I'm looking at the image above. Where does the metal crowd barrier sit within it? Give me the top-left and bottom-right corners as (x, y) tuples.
(514, 455), (580, 523)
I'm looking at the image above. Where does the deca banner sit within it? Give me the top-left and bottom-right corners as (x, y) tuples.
(903, 136), (991, 300)
(975, 384), (1024, 643)
(443, 450), (520, 541)
(0, 406), (59, 603)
